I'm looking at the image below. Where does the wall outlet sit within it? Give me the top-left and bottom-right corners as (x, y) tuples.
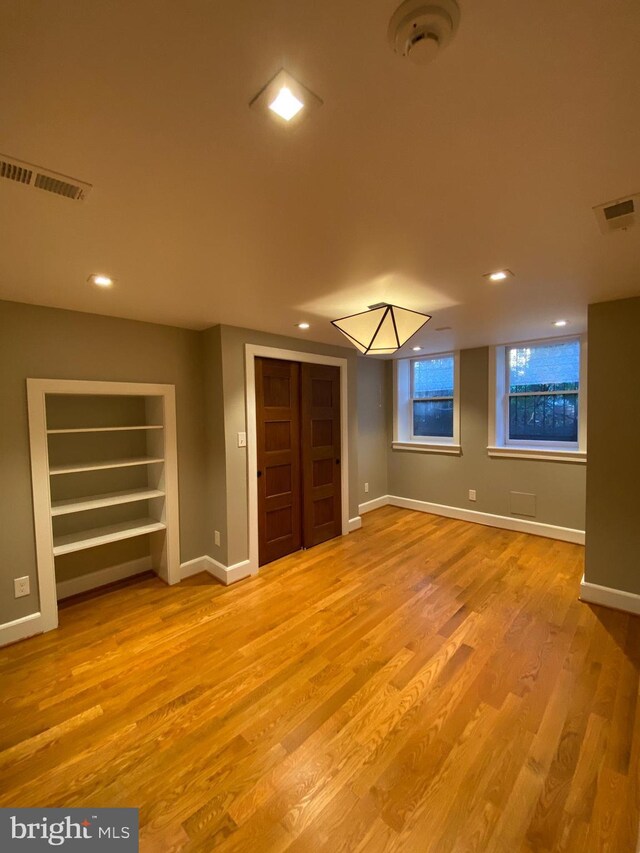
(468, 489), (477, 502)
(364, 482), (369, 493)
(237, 432), (247, 448)
(14, 576), (30, 598)
(214, 530), (221, 547)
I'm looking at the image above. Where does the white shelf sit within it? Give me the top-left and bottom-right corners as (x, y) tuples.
(48, 425), (164, 434)
(51, 488), (165, 516)
(49, 457), (164, 475)
(53, 518), (166, 556)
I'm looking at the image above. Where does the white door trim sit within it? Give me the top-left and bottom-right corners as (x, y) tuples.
(245, 345), (350, 575)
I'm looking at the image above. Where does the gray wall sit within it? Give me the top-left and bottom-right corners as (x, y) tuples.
(201, 325), (228, 564)
(356, 357), (388, 503)
(215, 324), (360, 567)
(0, 299), (209, 624)
(585, 297), (640, 594)
(386, 347), (587, 530)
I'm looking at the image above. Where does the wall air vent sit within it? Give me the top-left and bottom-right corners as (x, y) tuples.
(593, 193), (639, 234)
(0, 154), (91, 201)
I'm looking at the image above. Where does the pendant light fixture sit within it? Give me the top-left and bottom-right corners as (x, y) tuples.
(331, 303), (431, 355)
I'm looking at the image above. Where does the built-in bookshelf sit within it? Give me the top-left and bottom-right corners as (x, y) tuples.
(27, 380), (180, 633)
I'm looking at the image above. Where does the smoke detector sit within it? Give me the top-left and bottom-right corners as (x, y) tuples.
(388, 0), (460, 66)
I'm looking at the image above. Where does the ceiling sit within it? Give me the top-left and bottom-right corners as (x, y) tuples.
(1, 0), (639, 355)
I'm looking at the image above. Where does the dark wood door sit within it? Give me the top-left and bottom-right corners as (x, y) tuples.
(256, 358), (302, 566)
(301, 363), (342, 548)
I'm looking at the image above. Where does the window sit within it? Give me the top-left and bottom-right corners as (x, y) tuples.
(489, 336), (586, 462)
(393, 351), (460, 454)
(412, 356), (454, 438)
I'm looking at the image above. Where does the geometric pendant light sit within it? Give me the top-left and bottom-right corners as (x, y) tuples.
(331, 303), (432, 355)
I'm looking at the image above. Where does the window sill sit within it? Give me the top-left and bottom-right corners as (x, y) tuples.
(487, 446), (586, 464)
(392, 441), (461, 456)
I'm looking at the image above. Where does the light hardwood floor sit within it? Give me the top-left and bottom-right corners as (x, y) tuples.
(1, 506), (638, 852)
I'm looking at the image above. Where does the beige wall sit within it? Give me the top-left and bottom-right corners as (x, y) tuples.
(357, 357), (388, 503)
(215, 325), (360, 567)
(386, 347), (587, 530)
(585, 297), (640, 594)
(0, 299), (209, 624)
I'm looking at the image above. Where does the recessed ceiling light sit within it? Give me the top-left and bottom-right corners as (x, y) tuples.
(484, 269), (514, 282)
(88, 274), (113, 288)
(297, 322), (310, 330)
(412, 346), (422, 351)
(553, 319), (568, 327)
(269, 88), (304, 122)
(250, 69), (323, 126)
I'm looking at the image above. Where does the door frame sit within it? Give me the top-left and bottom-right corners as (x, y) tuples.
(245, 345), (350, 575)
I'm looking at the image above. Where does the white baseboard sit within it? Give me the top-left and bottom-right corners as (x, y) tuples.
(180, 556), (253, 586)
(359, 495), (391, 514)
(348, 516), (362, 532)
(180, 556), (210, 580)
(579, 575), (640, 615)
(0, 612), (43, 648)
(358, 494), (585, 545)
(56, 557), (153, 600)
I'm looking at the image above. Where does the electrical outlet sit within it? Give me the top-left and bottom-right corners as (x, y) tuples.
(14, 576), (30, 598)
(468, 489), (477, 502)
(237, 432), (247, 448)
(214, 530), (221, 547)
(364, 482), (369, 493)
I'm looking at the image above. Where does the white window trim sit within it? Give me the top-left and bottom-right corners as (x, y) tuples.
(488, 334), (587, 463)
(393, 351), (461, 455)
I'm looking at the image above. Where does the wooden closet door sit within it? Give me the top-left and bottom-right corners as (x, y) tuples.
(301, 363), (342, 547)
(256, 358), (302, 566)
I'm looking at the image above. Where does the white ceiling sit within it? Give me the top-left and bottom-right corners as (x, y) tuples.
(1, 0), (639, 355)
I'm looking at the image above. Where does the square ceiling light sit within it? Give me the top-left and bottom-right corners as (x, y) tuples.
(249, 69), (323, 126)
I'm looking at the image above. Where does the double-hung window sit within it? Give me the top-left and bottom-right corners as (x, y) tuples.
(412, 356), (455, 438)
(393, 352), (460, 453)
(489, 336), (586, 461)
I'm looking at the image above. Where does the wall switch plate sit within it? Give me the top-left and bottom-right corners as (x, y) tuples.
(468, 489), (477, 501)
(214, 530), (221, 547)
(14, 576), (30, 598)
(364, 482), (369, 493)
(237, 432), (247, 448)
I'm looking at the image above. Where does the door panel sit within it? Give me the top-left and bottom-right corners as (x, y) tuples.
(301, 364), (342, 547)
(256, 358), (302, 565)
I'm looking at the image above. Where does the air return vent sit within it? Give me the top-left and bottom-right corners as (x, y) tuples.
(593, 193), (639, 234)
(0, 154), (91, 201)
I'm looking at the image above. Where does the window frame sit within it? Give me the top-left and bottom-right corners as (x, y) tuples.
(393, 351), (461, 454)
(488, 334), (587, 463)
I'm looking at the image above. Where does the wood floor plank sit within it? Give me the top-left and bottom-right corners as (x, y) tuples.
(0, 506), (638, 852)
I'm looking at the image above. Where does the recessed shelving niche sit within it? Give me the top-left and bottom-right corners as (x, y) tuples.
(27, 380), (181, 634)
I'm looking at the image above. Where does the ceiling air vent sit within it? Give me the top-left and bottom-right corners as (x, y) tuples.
(0, 154), (91, 201)
(593, 193), (639, 234)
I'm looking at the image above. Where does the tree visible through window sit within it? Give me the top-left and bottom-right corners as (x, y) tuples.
(507, 340), (580, 442)
(412, 355), (454, 438)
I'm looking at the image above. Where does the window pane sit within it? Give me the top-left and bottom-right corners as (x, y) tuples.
(413, 400), (454, 437)
(508, 394), (578, 442)
(413, 356), (454, 398)
(508, 340), (579, 393)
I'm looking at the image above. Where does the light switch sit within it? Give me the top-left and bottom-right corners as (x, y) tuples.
(238, 432), (247, 448)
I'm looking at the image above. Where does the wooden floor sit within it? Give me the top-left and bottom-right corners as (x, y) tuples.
(1, 507), (639, 852)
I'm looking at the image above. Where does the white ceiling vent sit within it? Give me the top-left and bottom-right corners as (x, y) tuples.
(0, 154), (91, 201)
(593, 193), (639, 234)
